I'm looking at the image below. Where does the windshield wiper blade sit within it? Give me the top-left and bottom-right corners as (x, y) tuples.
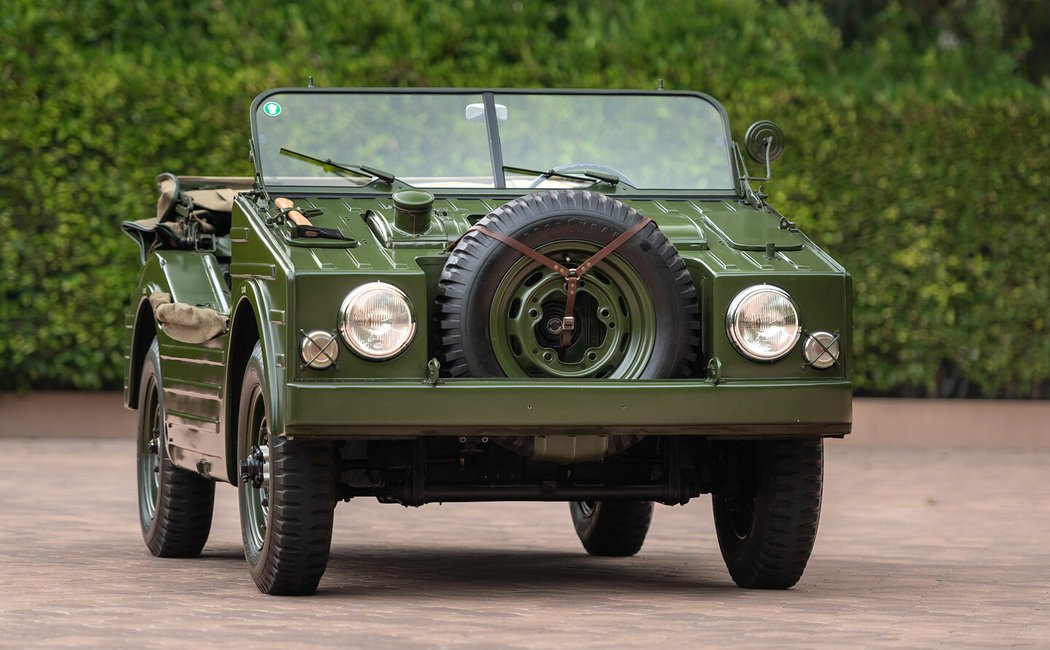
(280, 148), (398, 185)
(580, 169), (633, 188)
(502, 164), (633, 188)
(502, 165), (593, 184)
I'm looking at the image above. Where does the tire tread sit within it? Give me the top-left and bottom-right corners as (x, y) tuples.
(713, 438), (823, 589)
(437, 190), (699, 379)
(238, 343), (335, 596)
(253, 437), (335, 595)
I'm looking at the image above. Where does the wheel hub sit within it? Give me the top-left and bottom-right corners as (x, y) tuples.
(491, 244), (656, 379)
(240, 444), (271, 489)
(534, 299), (581, 351)
(544, 316), (563, 336)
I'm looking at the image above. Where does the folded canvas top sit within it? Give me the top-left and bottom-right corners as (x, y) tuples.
(122, 173), (252, 264)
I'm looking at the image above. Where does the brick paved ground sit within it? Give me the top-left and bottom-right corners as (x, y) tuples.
(1, 438), (1048, 648)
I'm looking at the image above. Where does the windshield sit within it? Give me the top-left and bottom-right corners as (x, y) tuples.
(252, 89), (736, 191)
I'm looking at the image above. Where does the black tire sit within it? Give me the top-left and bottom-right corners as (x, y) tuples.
(712, 439), (823, 589)
(137, 339), (215, 557)
(237, 342), (336, 595)
(437, 190), (699, 379)
(570, 500), (654, 557)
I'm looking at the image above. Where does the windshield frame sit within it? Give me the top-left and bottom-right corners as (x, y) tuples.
(249, 87), (741, 198)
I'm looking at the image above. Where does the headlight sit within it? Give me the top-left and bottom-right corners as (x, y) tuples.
(726, 285), (801, 361)
(339, 282), (416, 360)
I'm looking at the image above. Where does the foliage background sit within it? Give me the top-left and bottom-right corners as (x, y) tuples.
(1, 0), (1047, 397)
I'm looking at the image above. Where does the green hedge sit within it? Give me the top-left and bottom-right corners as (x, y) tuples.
(1, 0), (1047, 396)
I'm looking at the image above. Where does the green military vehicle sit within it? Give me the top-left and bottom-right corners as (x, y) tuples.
(123, 87), (850, 595)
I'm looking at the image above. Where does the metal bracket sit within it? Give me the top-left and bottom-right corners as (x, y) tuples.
(707, 356), (723, 385)
(424, 357), (441, 386)
(194, 233), (215, 253)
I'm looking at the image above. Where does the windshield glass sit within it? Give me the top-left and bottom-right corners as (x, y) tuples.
(253, 90), (735, 191)
(255, 92), (494, 188)
(496, 94), (733, 190)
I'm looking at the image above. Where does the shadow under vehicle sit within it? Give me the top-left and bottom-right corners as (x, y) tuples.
(122, 86), (851, 595)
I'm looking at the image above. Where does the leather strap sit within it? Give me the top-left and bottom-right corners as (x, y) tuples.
(470, 225), (568, 276)
(561, 276), (579, 351)
(466, 218), (653, 356)
(577, 218), (653, 276)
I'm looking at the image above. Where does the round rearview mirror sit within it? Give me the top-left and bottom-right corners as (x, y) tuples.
(744, 120), (784, 163)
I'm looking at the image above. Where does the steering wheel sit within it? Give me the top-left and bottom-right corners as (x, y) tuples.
(527, 162), (636, 188)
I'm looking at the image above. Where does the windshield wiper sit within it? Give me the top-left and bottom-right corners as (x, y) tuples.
(502, 165), (631, 188)
(581, 169), (634, 188)
(280, 148), (398, 185)
(502, 165), (592, 185)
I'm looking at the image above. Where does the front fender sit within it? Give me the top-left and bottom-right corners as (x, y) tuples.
(225, 280), (286, 481)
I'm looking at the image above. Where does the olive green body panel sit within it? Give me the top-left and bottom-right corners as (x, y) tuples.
(125, 188), (851, 486)
(123, 250), (230, 479)
(228, 200), (293, 437)
(283, 379), (851, 437)
(262, 194), (851, 383)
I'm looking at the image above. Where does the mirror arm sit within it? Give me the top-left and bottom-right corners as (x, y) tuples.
(733, 142), (765, 209)
(748, 137), (773, 183)
(734, 138), (774, 184)
(762, 137), (773, 181)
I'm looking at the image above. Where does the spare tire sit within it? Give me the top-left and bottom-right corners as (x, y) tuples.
(437, 190), (699, 380)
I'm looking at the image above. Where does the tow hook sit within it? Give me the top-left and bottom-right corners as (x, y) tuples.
(707, 356), (723, 385)
(424, 358), (441, 386)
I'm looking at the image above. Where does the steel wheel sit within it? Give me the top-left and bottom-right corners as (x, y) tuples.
(240, 383), (271, 563)
(237, 342), (336, 595)
(489, 240), (657, 378)
(715, 494), (756, 542)
(137, 374), (162, 524)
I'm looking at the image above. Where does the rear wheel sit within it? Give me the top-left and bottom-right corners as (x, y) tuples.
(237, 343), (336, 595)
(136, 339), (214, 557)
(712, 439), (823, 589)
(570, 500), (654, 556)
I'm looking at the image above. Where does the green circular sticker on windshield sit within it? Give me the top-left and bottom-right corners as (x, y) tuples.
(262, 101), (282, 117)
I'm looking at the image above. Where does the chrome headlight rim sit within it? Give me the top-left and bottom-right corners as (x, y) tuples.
(725, 284), (802, 362)
(339, 282), (417, 360)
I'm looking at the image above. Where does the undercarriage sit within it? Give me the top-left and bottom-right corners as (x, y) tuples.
(327, 436), (745, 507)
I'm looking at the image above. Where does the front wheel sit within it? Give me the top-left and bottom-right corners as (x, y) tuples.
(237, 343), (336, 595)
(712, 439), (823, 589)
